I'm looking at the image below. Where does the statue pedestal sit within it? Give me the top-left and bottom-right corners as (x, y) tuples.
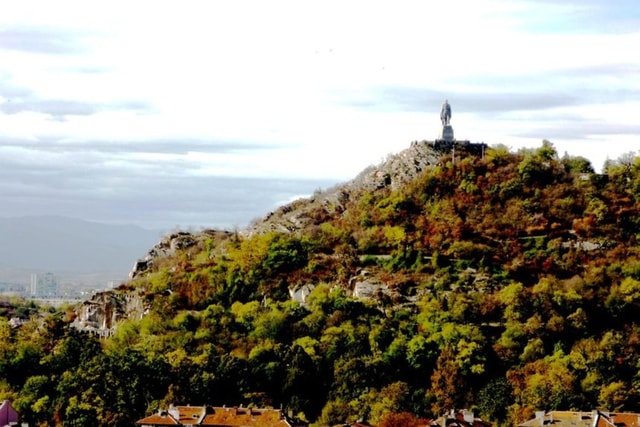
(439, 125), (454, 141)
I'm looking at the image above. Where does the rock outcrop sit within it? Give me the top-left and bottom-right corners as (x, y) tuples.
(351, 140), (442, 192)
(129, 229), (233, 279)
(129, 231), (196, 279)
(243, 140), (450, 237)
(71, 288), (148, 336)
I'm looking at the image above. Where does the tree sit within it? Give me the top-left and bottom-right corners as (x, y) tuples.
(430, 346), (469, 415)
(477, 377), (512, 424)
(598, 380), (633, 411)
(247, 340), (287, 405)
(561, 154), (594, 174)
(406, 335), (438, 374)
(283, 344), (324, 420)
(517, 140), (558, 185)
(14, 375), (54, 426)
(364, 382), (412, 425)
(317, 400), (352, 426)
(378, 411), (423, 427)
(508, 349), (578, 411)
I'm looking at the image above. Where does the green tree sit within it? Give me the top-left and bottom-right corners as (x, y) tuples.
(508, 349), (578, 411)
(477, 377), (512, 424)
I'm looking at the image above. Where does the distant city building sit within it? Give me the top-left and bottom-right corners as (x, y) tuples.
(30, 272), (58, 298)
(0, 282), (26, 295)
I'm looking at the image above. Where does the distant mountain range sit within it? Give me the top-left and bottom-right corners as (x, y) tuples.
(0, 216), (162, 285)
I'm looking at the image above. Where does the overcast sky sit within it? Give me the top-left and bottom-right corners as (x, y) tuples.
(1, 1), (639, 232)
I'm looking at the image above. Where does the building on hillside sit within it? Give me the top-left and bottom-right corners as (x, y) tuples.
(518, 410), (640, 427)
(0, 400), (19, 427)
(430, 410), (491, 427)
(29, 272), (58, 297)
(136, 405), (307, 427)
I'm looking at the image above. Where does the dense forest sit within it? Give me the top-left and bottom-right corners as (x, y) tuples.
(1, 141), (639, 427)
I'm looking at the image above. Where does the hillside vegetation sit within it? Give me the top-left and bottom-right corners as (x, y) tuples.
(1, 141), (640, 427)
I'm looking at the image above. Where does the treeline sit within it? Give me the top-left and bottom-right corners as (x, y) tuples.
(1, 141), (639, 427)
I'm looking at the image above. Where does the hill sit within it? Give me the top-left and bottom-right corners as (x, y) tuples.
(2, 140), (640, 427)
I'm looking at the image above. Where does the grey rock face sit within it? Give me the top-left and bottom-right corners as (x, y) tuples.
(129, 231), (196, 279)
(245, 141), (442, 237)
(71, 288), (148, 336)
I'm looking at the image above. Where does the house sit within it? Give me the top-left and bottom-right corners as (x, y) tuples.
(518, 410), (640, 427)
(0, 400), (19, 427)
(136, 404), (203, 425)
(136, 405), (307, 427)
(430, 410), (491, 427)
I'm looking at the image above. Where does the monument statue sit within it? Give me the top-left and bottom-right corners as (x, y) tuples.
(440, 99), (451, 126)
(438, 99), (454, 141)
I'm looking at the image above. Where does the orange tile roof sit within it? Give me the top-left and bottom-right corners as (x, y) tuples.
(137, 406), (300, 427)
(201, 407), (292, 426)
(605, 412), (640, 427)
(518, 410), (640, 427)
(174, 406), (206, 424)
(136, 411), (180, 425)
(137, 405), (205, 426)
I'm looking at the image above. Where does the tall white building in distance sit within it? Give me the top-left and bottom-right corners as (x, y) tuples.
(30, 273), (58, 298)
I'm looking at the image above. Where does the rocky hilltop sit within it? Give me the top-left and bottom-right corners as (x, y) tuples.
(71, 140), (462, 332)
(243, 140), (460, 236)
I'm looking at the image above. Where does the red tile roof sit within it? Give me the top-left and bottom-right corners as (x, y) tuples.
(137, 406), (302, 427)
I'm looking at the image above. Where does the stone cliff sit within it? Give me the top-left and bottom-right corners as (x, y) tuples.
(71, 288), (148, 337)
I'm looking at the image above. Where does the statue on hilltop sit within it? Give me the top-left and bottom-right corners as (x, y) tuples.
(438, 99), (454, 142)
(440, 99), (451, 126)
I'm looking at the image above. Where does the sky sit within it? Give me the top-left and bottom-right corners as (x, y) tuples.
(1, 0), (639, 232)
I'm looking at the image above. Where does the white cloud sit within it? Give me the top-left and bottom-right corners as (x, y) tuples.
(0, 0), (639, 228)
